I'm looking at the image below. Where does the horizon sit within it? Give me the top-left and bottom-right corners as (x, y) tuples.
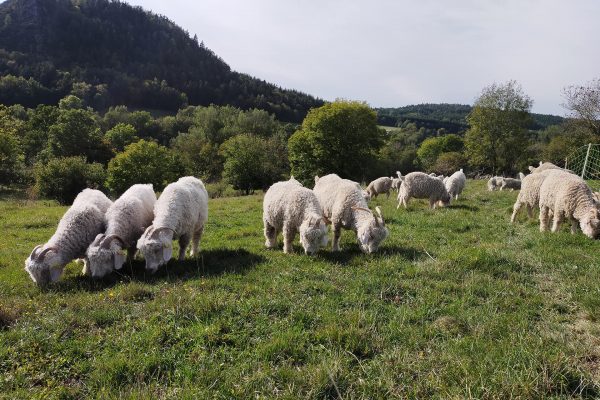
(123, 0), (600, 116)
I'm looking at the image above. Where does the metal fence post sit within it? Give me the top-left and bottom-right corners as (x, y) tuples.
(581, 143), (592, 179)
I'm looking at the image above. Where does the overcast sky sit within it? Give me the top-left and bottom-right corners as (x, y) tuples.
(126, 0), (599, 115)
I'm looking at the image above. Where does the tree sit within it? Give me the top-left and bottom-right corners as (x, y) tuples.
(58, 95), (84, 110)
(465, 81), (533, 174)
(288, 100), (384, 185)
(562, 78), (600, 136)
(34, 156), (106, 204)
(432, 152), (467, 176)
(417, 134), (464, 171)
(106, 140), (184, 194)
(23, 105), (60, 165)
(105, 123), (139, 152)
(0, 105), (24, 182)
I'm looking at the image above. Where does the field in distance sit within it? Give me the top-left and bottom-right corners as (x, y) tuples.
(1, 181), (600, 398)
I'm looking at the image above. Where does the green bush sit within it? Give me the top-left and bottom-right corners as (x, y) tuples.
(432, 152), (467, 176)
(106, 140), (184, 195)
(34, 156), (106, 204)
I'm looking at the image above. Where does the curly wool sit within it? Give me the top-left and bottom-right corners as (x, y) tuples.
(444, 169), (466, 200)
(529, 162), (564, 174)
(500, 177), (521, 191)
(397, 172), (451, 209)
(366, 177), (393, 198)
(314, 174), (388, 253)
(85, 184), (156, 278)
(510, 169), (552, 222)
(538, 170), (600, 238)
(25, 189), (112, 285)
(263, 178), (328, 254)
(137, 176), (209, 271)
(487, 176), (503, 191)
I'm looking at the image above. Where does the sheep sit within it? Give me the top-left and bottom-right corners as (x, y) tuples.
(487, 176), (503, 191)
(518, 172), (526, 180)
(500, 177), (521, 191)
(510, 169), (553, 223)
(362, 190), (372, 202)
(85, 184), (157, 278)
(25, 189), (112, 286)
(137, 176), (208, 272)
(391, 171), (403, 193)
(528, 161), (564, 174)
(313, 174), (388, 253)
(397, 172), (451, 209)
(365, 177), (394, 199)
(444, 169), (466, 200)
(263, 177), (329, 255)
(538, 170), (600, 238)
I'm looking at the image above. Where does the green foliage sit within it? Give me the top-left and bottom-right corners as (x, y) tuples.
(104, 123), (139, 152)
(432, 151), (467, 175)
(22, 105), (59, 165)
(220, 134), (286, 194)
(47, 108), (112, 163)
(0, 104), (24, 182)
(33, 156), (106, 204)
(58, 95), (84, 110)
(542, 123), (597, 165)
(288, 100), (384, 185)
(106, 140), (184, 195)
(417, 134), (464, 171)
(465, 81), (533, 174)
(171, 133), (223, 182)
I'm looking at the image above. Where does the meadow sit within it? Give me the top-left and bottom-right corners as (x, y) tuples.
(1, 181), (600, 399)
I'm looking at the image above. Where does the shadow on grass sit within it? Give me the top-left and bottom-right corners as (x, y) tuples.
(318, 244), (426, 265)
(447, 204), (480, 212)
(51, 248), (264, 293)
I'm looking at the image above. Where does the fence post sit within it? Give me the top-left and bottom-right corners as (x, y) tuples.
(581, 143), (592, 179)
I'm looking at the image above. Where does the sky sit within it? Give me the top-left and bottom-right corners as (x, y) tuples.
(126, 0), (600, 116)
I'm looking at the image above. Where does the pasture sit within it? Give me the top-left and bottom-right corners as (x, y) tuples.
(1, 181), (600, 398)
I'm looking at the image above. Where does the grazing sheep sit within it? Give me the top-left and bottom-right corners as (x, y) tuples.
(314, 174), (388, 253)
(397, 172), (451, 209)
(444, 169), (466, 200)
(528, 161), (565, 174)
(500, 177), (521, 191)
(487, 176), (503, 191)
(391, 172), (403, 193)
(263, 178), (328, 255)
(511, 169), (553, 223)
(137, 176), (208, 272)
(538, 170), (600, 238)
(25, 189), (112, 286)
(366, 177), (394, 199)
(85, 184), (157, 278)
(362, 190), (372, 202)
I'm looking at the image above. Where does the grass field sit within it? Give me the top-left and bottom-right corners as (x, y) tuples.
(1, 181), (600, 398)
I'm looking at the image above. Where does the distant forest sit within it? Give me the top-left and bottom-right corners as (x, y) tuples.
(0, 0), (323, 122)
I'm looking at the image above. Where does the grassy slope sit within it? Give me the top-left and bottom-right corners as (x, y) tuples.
(1, 181), (600, 399)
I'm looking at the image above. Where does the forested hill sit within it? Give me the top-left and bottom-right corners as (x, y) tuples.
(0, 0), (323, 122)
(377, 103), (564, 132)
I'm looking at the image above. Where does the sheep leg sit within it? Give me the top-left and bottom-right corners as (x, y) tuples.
(539, 206), (550, 232)
(264, 220), (277, 248)
(527, 205), (534, 219)
(332, 223), (342, 252)
(191, 225), (204, 257)
(127, 246), (136, 260)
(510, 201), (522, 223)
(178, 234), (191, 261)
(386, 191), (390, 199)
(551, 211), (564, 233)
(81, 258), (90, 276)
(570, 218), (579, 234)
(282, 223), (296, 254)
(429, 198), (436, 209)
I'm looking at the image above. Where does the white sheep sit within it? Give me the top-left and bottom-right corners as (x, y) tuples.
(365, 177), (394, 199)
(538, 170), (600, 238)
(391, 171), (403, 193)
(500, 177), (521, 191)
(263, 177), (328, 255)
(528, 161), (565, 174)
(137, 176), (208, 272)
(444, 169), (466, 200)
(25, 189), (112, 286)
(361, 190), (372, 203)
(397, 172), (451, 209)
(85, 184), (156, 278)
(487, 176), (503, 191)
(510, 169), (553, 223)
(314, 174), (388, 253)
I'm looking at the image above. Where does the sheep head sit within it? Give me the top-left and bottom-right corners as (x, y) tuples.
(24, 245), (64, 286)
(354, 206), (389, 254)
(580, 207), (600, 239)
(136, 226), (175, 273)
(85, 234), (127, 278)
(299, 214), (329, 255)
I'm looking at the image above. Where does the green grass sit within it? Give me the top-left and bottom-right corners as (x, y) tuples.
(1, 181), (600, 398)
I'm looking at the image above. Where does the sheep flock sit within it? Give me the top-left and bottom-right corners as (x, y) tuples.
(24, 162), (599, 286)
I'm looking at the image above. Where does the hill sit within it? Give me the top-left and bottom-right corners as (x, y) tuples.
(0, 0), (323, 122)
(377, 103), (564, 133)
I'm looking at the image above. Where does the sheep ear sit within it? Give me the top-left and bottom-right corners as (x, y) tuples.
(162, 243), (173, 263)
(314, 175), (320, 184)
(375, 206), (384, 225)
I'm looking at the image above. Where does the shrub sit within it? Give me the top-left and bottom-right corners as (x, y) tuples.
(432, 152), (467, 176)
(34, 156), (106, 204)
(105, 123), (139, 152)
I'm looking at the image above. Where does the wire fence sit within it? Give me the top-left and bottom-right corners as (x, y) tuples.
(565, 143), (600, 191)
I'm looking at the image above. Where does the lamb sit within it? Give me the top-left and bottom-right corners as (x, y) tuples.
(397, 172), (451, 209)
(85, 184), (157, 278)
(487, 176), (503, 191)
(314, 174), (388, 253)
(538, 170), (600, 238)
(137, 176), (208, 272)
(25, 189), (112, 286)
(510, 169), (553, 222)
(444, 169), (466, 200)
(263, 178), (328, 255)
(365, 177), (394, 199)
(500, 177), (521, 191)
